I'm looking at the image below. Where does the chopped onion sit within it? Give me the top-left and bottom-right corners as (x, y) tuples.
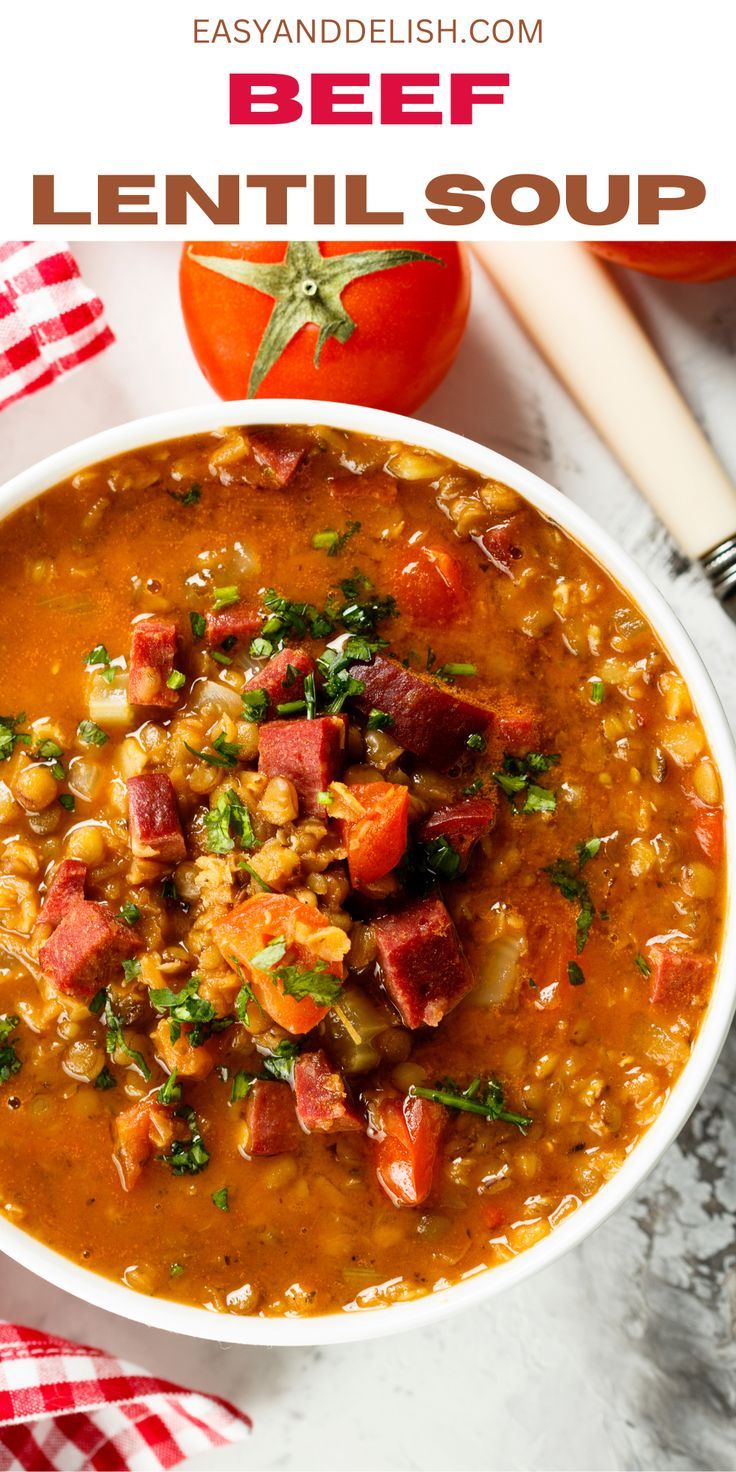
(68, 756), (104, 802)
(467, 933), (525, 1007)
(88, 671), (133, 728)
(187, 677), (243, 720)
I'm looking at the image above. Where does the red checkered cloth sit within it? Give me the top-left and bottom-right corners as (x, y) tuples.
(0, 242), (114, 412)
(0, 1320), (251, 1471)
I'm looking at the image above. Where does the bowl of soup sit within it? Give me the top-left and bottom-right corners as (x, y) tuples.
(0, 401), (733, 1346)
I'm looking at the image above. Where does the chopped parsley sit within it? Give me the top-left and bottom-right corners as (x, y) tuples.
(249, 934), (342, 1006)
(312, 521), (361, 557)
(493, 752), (560, 815)
(59, 793), (75, 811)
(463, 778), (484, 797)
(250, 636), (273, 659)
(262, 1039), (300, 1083)
(230, 1069), (256, 1102)
(77, 719), (108, 748)
(159, 1107), (210, 1175)
(238, 860), (274, 893)
(184, 731), (240, 768)
(544, 839), (603, 953)
(421, 835), (462, 882)
(170, 1262), (185, 1278)
(205, 789), (256, 854)
(94, 1065), (117, 1090)
(84, 644), (116, 685)
(157, 1069), (181, 1105)
(167, 670), (186, 690)
(0, 714), (30, 762)
(242, 688), (269, 723)
(149, 976), (226, 1048)
(316, 636), (382, 714)
(410, 1076), (531, 1132)
(467, 732), (486, 752)
(168, 484), (201, 507)
(103, 997), (151, 1079)
(118, 902), (141, 927)
(34, 738), (65, 780)
(121, 957), (142, 983)
(189, 611), (206, 640)
(212, 1187), (230, 1211)
(635, 952), (651, 978)
(0, 1015), (21, 1083)
(339, 589), (396, 637)
(250, 936), (288, 971)
(567, 961), (586, 986)
(89, 988), (106, 1016)
(367, 709), (394, 732)
(212, 585), (239, 611)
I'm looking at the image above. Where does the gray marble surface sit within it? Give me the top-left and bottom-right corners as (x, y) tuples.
(1, 246), (735, 1472)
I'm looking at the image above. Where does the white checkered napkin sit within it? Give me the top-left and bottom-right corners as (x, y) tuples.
(0, 241), (114, 412)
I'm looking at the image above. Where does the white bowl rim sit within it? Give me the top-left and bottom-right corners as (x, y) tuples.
(0, 397), (734, 1348)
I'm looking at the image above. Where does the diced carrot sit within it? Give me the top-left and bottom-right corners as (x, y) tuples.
(113, 1096), (176, 1190)
(213, 893), (344, 1035)
(340, 781), (409, 887)
(152, 1018), (218, 1080)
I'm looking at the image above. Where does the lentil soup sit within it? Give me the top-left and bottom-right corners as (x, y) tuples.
(0, 424), (725, 1319)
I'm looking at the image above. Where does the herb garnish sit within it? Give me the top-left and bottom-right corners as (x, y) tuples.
(467, 732), (486, 752)
(544, 838), (602, 952)
(78, 719), (109, 747)
(312, 521), (361, 557)
(589, 679), (605, 705)
(121, 957), (142, 983)
(434, 662), (476, 683)
(34, 738), (65, 780)
(230, 1069), (256, 1102)
(103, 997), (151, 1079)
(304, 671), (317, 719)
(94, 1065), (117, 1091)
(159, 1108), (210, 1175)
(567, 961), (586, 986)
(84, 644), (117, 685)
(149, 976), (229, 1048)
(184, 732), (240, 768)
(59, 794), (75, 811)
(118, 902), (141, 927)
(367, 709), (394, 732)
(635, 952), (651, 977)
(212, 1187), (229, 1211)
(420, 835), (462, 882)
(262, 1039), (300, 1083)
(249, 934), (342, 1006)
(205, 789), (256, 854)
(157, 1069), (181, 1106)
(212, 585), (239, 611)
(493, 752), (560, 815)
(168, 484), (201, 507)
(0, 714), (30, 762)
(167, 670), (186, 691)
(242, 688), (269, 724)
(189, 611), (206, 640)
(0, 1015), (21, 1083)
(410, 1076), (531, 1131)
(238, 860), (274, 893)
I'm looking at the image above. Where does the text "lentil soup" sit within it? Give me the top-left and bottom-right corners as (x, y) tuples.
(0, 424), (725, 1319)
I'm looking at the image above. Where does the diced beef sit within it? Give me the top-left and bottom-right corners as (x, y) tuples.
(258, 716), (346, 815)
(418, 795), (498, 868)
(294, 1050), (363, 1133)
(38, 858), (87, 928)
(374, 894), (475, 1028)
(250, 433), (305, 487)
(348, 657), (493, 769)
(39, 900), (142, 998)
(127, 773), (186, 863)
(647, 945), (712, 1008)
(205, 603), (261, 650)
(244, 648), (315, 712)
(475, 516), (524, 574)
(129, 619), (180, 708)
(241, 1079), (302, 1156)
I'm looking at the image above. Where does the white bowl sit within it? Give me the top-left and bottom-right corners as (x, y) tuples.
(1, 399), (734, 1347)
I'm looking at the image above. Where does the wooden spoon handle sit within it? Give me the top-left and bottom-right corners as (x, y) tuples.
(472, 241), (736, 562)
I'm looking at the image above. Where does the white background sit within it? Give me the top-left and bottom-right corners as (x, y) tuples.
(1, 245), (736, 1468)
(3, 0), (735, 238)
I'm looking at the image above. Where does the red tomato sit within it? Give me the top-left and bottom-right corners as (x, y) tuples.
(692, 805), (724, 865)
(180, 240), (470, 411)
(369, 1092), (445, 1207)
(213, 893), (342, 1035)
(341, 782), (409, 888)
(388, 543), (467, 624)
(588, 243), (736, 283)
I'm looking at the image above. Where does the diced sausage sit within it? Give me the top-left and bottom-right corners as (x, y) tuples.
(205, 603), (261, 649)
(647, 945), (712, 1008)
(475, 517), (524, 574)
(418, 795), (498, 868)
(367, 1090), (445, 1207)
(127, 773), (186, 863)
(250, 434), (305, 487)
(348, 657), (493, 769)
(258, 716), (346, 815)
(494, 700), (541, 751)
(129, 619), (180, 708)
(328, 471), (398, 508)
(152, 1018), (218, 1080)
(241, 1079), (302, 1156)
(113, 1096), (177, 1190)
(39, 900), (142, 998)
(374, 894), (475, 1028)
(293, 1050), (363, 1133)
(244, 648), (315, 710)
(38, 858), (87, 928)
